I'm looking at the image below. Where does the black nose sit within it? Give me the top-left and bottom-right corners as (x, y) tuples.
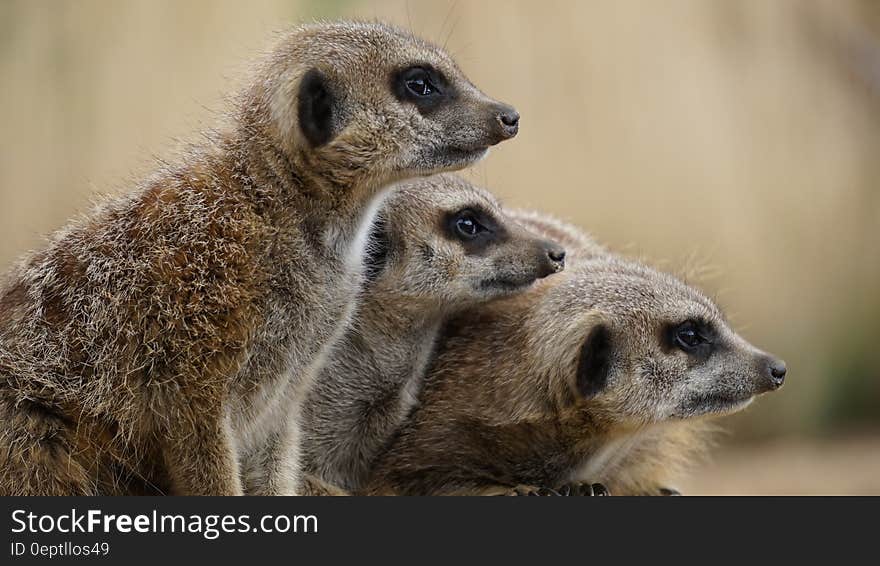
(548, 247), (565, 264)
(537, 243), (566, 278)
(767, 358), (787, 389)
(499, 110), (519, 128)
(493, 105), (520, 141)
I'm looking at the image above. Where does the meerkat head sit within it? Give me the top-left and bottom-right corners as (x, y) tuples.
(247, 21), (518, 192)
(530, 257), (786, 428)
(362, 175), (566, 307)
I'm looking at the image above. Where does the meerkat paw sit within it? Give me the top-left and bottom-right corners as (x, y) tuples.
(555, 482), (610, 496)
(498, 482), (609, 496)
(500, 484), (563, 496)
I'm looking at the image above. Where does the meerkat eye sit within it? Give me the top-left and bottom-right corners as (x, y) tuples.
(453, 211), (486, 239)
(402, 67), (440, 97)
(673, 321), (708, 351)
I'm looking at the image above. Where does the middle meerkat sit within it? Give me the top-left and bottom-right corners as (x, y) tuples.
(294, 174), (566, 495)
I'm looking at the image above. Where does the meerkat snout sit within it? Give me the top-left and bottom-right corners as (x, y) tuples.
(379, 56), (519, 172)
(486, 228), (566, 287)
(492, 104), (520, 142)
(761, 356), (787, 391)
(537, 241), (566, 277)
(546, 245), (565, 263)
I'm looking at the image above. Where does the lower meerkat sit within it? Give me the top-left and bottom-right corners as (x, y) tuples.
(363, 220), (787, 496)
(294, 175), (566, 495)
(0, 21), (519, 495)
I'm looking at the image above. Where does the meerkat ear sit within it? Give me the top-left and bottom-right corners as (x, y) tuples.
(575, 323), (612, 399)
(297, 68), (336, 147)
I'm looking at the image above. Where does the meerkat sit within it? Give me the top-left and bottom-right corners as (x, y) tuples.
(0, 21), (520, 496)
(292, 175), (566, 495)
(362, 242), (787, 496)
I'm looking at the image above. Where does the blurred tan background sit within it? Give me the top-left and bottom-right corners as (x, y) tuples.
(1, 0), (878, 494)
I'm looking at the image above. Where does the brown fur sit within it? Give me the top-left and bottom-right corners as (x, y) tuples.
(0, 21), (517, 495)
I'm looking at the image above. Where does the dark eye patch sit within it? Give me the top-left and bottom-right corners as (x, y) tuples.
(666, 319), (716, 359)
(391, 64), (453, 115)
(441, 206), (506, 255)
(453, 211), (485, 239)
(405, 70), (438, 96)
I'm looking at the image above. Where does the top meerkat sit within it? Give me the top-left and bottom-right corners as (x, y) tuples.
(0, 21), (519, 495)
